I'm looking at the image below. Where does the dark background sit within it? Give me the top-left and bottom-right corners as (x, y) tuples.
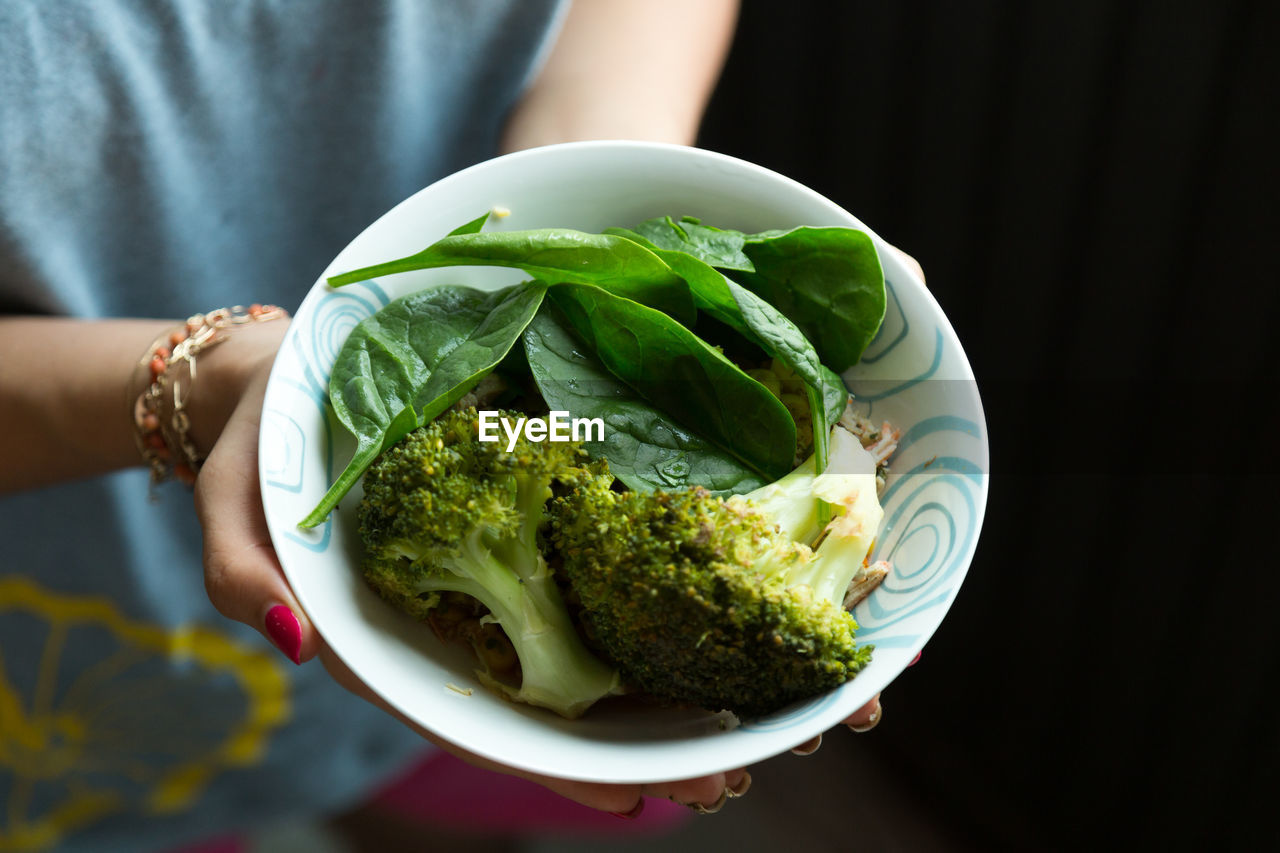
(696, 1), (1278, 848)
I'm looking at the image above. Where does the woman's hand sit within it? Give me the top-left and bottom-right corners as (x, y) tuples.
(190, 317), (322, 666)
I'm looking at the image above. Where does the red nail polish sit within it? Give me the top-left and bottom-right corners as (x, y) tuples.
(610, 800), (645, 820)
(265, 604), (302, 664)
(908, 651), (922, 667)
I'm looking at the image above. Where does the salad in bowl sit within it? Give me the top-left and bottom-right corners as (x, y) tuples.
(258, 141), (988, 783)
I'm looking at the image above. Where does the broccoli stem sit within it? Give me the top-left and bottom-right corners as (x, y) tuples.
(785, 524), (878, 605)
(741, 425), (885, 605)
(414, 528), (620, 719)
(791, 431), (885, 604)
(741, 454), (823, 547)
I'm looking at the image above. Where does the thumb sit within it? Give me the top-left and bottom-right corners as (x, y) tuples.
(885, 243), (925, 283)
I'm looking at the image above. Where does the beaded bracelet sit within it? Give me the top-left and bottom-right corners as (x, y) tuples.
(130, 304), (285, 489)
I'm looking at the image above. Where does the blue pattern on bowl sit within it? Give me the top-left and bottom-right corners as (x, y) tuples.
(740, 277), (986, 731)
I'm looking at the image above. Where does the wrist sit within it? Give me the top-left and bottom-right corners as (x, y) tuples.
(185, 316), (289, 458)
(130, 306), (288, 486)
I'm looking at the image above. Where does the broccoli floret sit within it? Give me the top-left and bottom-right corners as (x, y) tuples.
(545, 422), (885, 712)
(732, 425), (885, 603)
(547, 426), (883, 718)
(358, 407), (621, 719)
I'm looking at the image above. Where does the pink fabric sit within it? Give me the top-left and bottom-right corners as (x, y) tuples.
(167, 837), (244, 853)
(369, 750), (690, 836)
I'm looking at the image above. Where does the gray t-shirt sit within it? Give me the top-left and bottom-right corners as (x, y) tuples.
(0, 1), (566, 849)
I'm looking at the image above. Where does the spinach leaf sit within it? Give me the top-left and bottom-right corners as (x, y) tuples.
(603, 226), (742, 323)
(736, 226), (885, 372)
(326, 227), (695, 324)
(524, 309), (768, 495)
(299, 282), (546, 527)
(606, 226), (847, 504)
(819, 364), (851, 429)
(627, 218), (886, 372)
(547, 282), (796, 481)
(447, 212), (491, 236)
(411, 281), (548, 423)
(606, 228), (834, 394)
(607, 227), (847, 428)
(630, 216), (755, 272)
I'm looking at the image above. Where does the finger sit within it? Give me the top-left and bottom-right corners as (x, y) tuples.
(645, 772), (734, 812)
(726, 769), (752, 799)
(790, 733), (822, 755)
(843, 692), (883, 733)
(525, 767), (745, 817)
(659, 768), (750, 815)
(194, 376), (316, 665)
(885, 243), (926, 283)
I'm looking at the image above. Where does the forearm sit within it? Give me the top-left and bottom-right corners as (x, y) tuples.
(503, 83), (700, 151)
(0, 315), (286, 493)
(0, 317), (172, 491)
(501, 0), (739, 152)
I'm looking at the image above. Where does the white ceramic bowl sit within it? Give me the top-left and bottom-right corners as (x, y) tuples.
(259, 141), (989, 783)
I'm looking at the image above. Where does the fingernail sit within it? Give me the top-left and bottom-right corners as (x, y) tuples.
(610, 800), (645, 820)
(726, 771), (752, 798)
(265, 604), (302, 665)
(790, 733), (822, 755)
(848, 699), (883, 733)
(687, 789), (728, 815)
(908, 651), (922, 667)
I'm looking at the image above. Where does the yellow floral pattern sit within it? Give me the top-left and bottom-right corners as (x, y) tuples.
(0, 577), (290, 851)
